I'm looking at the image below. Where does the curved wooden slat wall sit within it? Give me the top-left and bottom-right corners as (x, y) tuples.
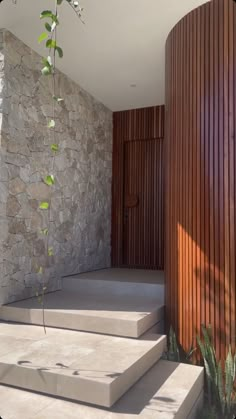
(165, 0), (236, 359)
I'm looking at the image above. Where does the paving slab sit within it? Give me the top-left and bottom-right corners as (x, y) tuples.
(0, 322), (166, 407)
(65, 268), (165, 285)
(0, 281), (164, 337)
(0, 360), (203, 419)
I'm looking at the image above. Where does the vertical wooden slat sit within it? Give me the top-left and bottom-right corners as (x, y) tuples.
(209, 0), (215, 336)
(123, 138), (163, 268)
(213, 0), (220, 359)
(165, 0), (236, 360)
(228, 0), (235, 353)
(223, 0), (230, 351)
(112, 105), (165, 269)
(218, 0), (226, 358)
(199, 1), (206, 340)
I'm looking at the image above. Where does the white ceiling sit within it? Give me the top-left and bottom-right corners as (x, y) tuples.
(0, 0), (209, 111)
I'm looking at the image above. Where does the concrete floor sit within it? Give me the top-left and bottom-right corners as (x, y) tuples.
(0, 359), (203, 419)
(65, 268), (165, 284)
(0, 269), (204, 418)
(0, 322), (166, 407)
(1, 271), (165, 337)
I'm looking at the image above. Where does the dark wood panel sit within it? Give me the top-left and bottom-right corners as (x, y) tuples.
(123, 139), (164, 269)
(165, 0), (236, 360)
(112, 106), (165, 268)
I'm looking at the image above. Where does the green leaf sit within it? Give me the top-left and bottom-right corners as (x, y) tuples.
(44, 175), (55, 186)
(51, 143), (59, 152)
(41, 11), (59, 24)
(217, 362), (225, 413)
(41, 66), (52, 76)
(41, 56), (53, 76)
(48, 119), (55, 128)
(168, 326), (180, 362)
(45, 22), (52, 32)
(47, 55), (53, 66)
(56, 46), (63, 58)
(40, 228), (49, 235)
(48, 247), (54, 256)
(39, 201), (49, 210)
(42, 56), (51, 66)
(57, 0), (64, 5)
(38, 32), (48, 44)
(225, 346), (234, 413)
(51, 21), (57, 32)
(46, 39), (57, 49)
(40, 10), (53, 19)
(53, 95), (64, 103)
(52, 14), (59, 24)
(186, 345), (196, 361)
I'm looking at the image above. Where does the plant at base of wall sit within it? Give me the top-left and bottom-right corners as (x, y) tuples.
(164, 326), (236, 418)
(162, 326), (196, 364)
(162, 326), (180, 362)
(197, 325), (236, 419)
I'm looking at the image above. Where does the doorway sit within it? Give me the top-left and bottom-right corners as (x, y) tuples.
(123, 139), (164, 268)
(112, 106), (165, 270)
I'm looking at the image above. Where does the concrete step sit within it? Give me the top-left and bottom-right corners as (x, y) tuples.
(0, 359), (204, 419)
(66, 268), (165, 286)
(62, 275), (165, 302)
(0, 280), (165, 338)
(0, 321), (166, 408)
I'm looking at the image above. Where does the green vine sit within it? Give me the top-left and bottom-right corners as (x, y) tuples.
(36, 0), (84, 332)
(0, 0), (84, 333)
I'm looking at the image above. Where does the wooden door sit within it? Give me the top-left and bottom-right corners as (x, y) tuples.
(123, 138), (164, 268)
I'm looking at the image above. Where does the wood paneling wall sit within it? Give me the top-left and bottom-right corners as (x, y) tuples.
(123, 139), (164, 268)
(165, 0), (236, 359)
(112, 106), (165, 268)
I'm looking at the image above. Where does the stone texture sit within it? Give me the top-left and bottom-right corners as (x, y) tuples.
(9, 177), (26, 195)
(6, 195), (21, 216)
(0, 29), (112, 305)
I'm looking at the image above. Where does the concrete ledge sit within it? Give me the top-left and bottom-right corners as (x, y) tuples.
(187, 390), (204, 419)
(0, 359), (204, 419)
(63, 276), (165, 303)
(0, 322), (166, 407)
(0, 283), (164, 338)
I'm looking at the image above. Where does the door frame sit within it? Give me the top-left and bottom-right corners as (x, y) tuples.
(112, 106), (165, 268)
(122, 138), (164, 269)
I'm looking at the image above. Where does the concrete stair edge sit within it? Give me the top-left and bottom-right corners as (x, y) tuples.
(0, 322), (167, 408)
(0, 301), (165, 338)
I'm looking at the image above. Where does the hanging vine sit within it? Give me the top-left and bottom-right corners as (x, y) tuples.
(35, 0), (84, 333)
(0, 0), (84, 332)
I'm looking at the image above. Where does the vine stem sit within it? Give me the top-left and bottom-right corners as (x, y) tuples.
(41, 0), (58, 334)
(67, 1), (85, 24)
(2, 0), (84, 334)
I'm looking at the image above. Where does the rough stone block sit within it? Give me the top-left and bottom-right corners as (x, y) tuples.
(0, 29), (112, 305)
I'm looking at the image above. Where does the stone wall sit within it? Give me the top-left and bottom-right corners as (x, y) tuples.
(0, 29), (112, 305)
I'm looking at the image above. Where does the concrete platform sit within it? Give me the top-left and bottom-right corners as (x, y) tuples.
(0, 321), (166, 407)
(0, 275), (165, 338)
(68, 268), (165, 284)
(0, 360), (204, 419)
